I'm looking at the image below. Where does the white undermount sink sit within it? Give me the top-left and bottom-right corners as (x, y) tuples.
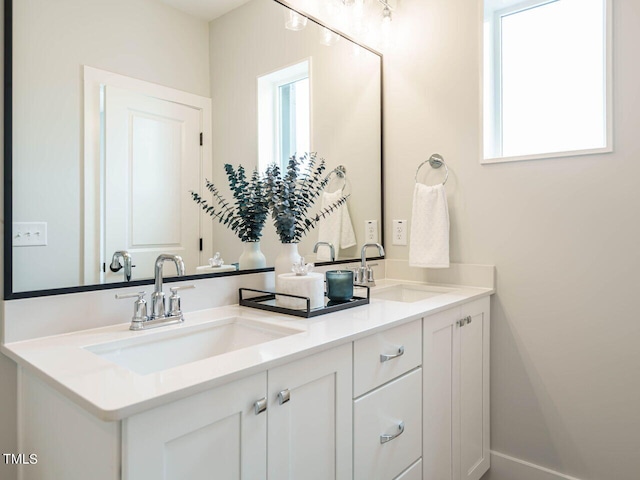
(85, 317), (301, 375)
(371, 284), (453, 303)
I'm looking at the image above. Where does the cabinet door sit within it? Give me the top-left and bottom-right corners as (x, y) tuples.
(268, 343), (353, 480)
(122, 372), (267, 480)
(423, 307), (461, 480)
(459, 298), (490, 480)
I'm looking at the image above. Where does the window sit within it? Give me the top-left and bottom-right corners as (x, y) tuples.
(258, 60), (311, 171)
(483, 0), (611, 162)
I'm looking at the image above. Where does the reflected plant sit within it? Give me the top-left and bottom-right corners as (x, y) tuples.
(191, 164), (269, 242)
(265, 153), (349, 244)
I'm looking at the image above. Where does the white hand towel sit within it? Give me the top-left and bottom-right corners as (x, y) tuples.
(316, 190), (357, 261)
(409, 183), (450, 268)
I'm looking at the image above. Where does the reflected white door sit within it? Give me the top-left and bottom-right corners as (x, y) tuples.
(103, 85), (201, 282)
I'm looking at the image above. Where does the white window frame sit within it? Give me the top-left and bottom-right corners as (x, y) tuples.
(481, 0), (613, 164)
(257, 59), (312, 171)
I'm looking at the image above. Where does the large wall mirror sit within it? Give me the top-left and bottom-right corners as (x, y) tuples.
(5, 0), (383, 298)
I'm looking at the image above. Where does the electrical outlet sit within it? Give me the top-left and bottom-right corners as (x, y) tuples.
(13, 222), (47, 247)
(393, 219), (407, 245)
(365, 220), (379, 243)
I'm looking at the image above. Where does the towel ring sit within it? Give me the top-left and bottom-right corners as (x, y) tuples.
(415, 153), (449, 185)
(327, 165), (347, 192)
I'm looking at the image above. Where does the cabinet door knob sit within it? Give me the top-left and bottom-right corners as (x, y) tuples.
(254, 397), (267, 415)
(466, 315), (473, 325)
(380, 345), (405, 363)
(380, 421), (405, 444)
(457, 316), (471, 327)
(277, 389), (290, 405)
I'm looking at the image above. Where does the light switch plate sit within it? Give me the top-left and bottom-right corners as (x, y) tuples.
(13, 222), (48, 247)
(365, 220), (379, 243)
(393, 219), (408, 245)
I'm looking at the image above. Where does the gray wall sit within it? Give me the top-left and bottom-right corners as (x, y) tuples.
(380, 1), (640, 479)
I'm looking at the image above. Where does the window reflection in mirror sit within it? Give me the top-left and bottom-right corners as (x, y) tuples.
(258, 60), (311, 171)
(482, 0), (611, 162)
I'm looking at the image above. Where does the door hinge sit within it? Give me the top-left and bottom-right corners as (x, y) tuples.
(199, 238), (203, 251)
(199, 132), (203, 146)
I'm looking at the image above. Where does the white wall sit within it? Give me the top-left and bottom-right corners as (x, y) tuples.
(383, 1), (639, 479)
(12, 0), (210, 292)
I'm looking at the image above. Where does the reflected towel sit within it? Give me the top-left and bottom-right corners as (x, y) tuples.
(316, 190), (356, 261)
(409, 183), (450, 268)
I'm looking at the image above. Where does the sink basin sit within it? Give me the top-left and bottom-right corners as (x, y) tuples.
(372, 284), (453, 303)
(85, 317), (300, 375)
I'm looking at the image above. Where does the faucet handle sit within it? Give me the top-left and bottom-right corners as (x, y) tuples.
(169, 284), (196, 294)
(115, 291), (146, 301)
(116, 291), (148, 325)
(169, 285), (195, 317)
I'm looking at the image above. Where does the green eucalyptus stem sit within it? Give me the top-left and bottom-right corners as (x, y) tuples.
(266, 153), (350, 244)
(191, 164), (269, 243)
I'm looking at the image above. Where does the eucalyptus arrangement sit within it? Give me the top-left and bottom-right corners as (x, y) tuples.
(191, 164), (269, 243)
(265, 153), (349, 244)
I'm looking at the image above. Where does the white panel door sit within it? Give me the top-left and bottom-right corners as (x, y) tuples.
(104, 85), (201, 282)
(459, 298), (490, 480)
(268, 343), (353, 480)
(123, 372), (267, 480)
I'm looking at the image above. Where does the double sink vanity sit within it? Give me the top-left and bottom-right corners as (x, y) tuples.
(2, 277), (492, 480)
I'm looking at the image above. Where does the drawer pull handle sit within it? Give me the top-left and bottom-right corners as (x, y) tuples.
(380, 346), (405, 363)
(380, 421), (405, 444)
(277, 389), (290, 405)
(254, 397), (267, 415)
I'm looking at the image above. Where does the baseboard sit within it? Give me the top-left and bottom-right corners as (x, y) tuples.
(486, 451), (584, 480)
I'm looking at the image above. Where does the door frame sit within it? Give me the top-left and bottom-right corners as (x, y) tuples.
(83, 66), (212, 285)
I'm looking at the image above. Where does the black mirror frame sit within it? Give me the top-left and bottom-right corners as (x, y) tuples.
(3, 0), (384, 300)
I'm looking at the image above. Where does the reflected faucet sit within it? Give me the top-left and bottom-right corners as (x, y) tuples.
(313, 241), (336, 262)
(151, 254), (185, 320)
(110, 251), (133, 281)
(355, 242), (385, 287)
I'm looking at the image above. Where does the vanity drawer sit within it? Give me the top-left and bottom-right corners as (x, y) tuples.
(354, 368), (422, 480)
(354, 319), (422, 397)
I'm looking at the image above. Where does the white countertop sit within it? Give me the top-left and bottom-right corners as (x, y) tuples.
(1, 280), (493, 421)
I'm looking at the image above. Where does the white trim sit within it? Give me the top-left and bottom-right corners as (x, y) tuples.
(481, 145), (613, 165)
(83, 66), (213, 284)
(490, 451), (585, 480)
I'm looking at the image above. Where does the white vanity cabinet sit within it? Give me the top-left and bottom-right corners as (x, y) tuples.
(423, 297), (490, 480)
(14, 292), (492, 480)
(123, 372), (268, 480)
(124, 343), (352, 480)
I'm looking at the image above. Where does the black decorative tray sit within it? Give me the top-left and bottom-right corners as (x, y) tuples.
(239, 286), (370, 318)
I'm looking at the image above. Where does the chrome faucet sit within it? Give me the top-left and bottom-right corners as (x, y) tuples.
(151, 254), (186, 320)
(116, 254), (194, 331)
(313, 241), (336, 262)
(355, 242), (385, 287)
(110, 250), (133, 281)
